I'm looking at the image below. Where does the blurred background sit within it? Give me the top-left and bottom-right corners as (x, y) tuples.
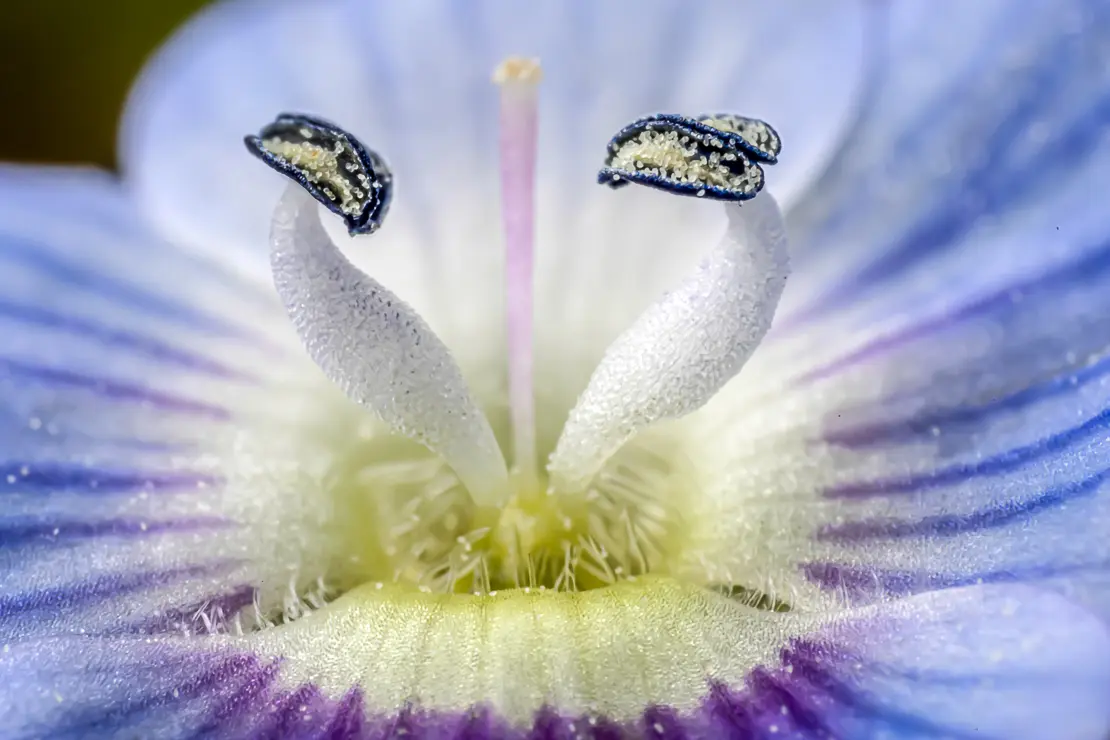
(1, 1), (213, 168)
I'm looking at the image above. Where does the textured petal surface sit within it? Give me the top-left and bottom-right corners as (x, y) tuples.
(672, 0), (1110, 618)
(4, 584), (1107, 739)
(0, 167), (383, 643)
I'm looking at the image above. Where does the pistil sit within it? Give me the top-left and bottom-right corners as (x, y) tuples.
(494, 57), (542, 485)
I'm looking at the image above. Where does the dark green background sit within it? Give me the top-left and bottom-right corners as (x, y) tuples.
(1, 1), (213, 168)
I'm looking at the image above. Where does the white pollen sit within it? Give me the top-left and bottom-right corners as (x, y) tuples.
(608, 131), (761, 193)
(261, 138), (364, 217)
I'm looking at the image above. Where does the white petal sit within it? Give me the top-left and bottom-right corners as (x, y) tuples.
(548, 195), (788, 493)
(670, 0), (1110, 616)
(270, 185), (509, 505)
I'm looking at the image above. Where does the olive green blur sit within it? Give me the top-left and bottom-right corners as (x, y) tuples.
(0, 0), (214, 168)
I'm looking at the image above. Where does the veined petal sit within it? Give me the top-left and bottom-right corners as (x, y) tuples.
(784, 0), (1109, 322)
(549, 196), (788, 493)
(4, 583), (1107, 738)
(0, 168), (375, 643)
(672, 0), (1110, 618)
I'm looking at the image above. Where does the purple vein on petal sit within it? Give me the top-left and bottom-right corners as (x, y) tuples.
(797, 236), (1110, 385)
(818, 467), (1109, 542)
(0, 462), (221, 495)
(0, 516), (231, 549)
(0, 561), (241, 620)
(191, 660), (285, 734)
(257, 684), (320, 737)
(315, 689), (368, 740)
(0, 232), (256, 338)
(825, 352), (1110, 448)
(130, 585), (255, 636)
(825, 403), (1110, 498)
(19, 628), (1092, 738)
(802, 560), (1110, 601)
(0, 300), (257, 381)
(789, 12), (1110, 324)
(0, 358), (232, 419)
(68, 655), (282, 737)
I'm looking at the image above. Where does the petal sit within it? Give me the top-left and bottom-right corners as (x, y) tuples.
(0, 167), (353, 642)
(119, 0), (874, 439)
(5, 583), (1107, 739)
(548, 196), (788, 493)
(122, 0), (871, 269)
(672, 0), (1110, 616)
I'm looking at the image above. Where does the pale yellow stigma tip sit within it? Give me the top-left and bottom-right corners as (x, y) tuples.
(493, 57), (543, 86)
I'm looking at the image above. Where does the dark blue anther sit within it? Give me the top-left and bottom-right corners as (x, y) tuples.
(597, 113), (780, 202)
(696, 113), (780, 164)
(244, 113), (393, 235)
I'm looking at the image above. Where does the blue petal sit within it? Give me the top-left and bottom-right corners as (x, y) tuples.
(0, 167), (300, 642)
(744, 0), (1110, 618)
(786, 0), (1110, 320)
(674, 0), (1110, 627)
(3, 585), (1107, 739)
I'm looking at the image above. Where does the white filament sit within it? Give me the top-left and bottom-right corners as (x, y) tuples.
(270, 184), (510, 506)
(548, 194), (790, 494)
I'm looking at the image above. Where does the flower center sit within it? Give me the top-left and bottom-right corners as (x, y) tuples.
(270, 415), (691, 602)
(243, 58), (791, 623)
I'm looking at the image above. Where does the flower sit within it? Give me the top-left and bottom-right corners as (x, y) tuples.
(3, 0), (1110, 738)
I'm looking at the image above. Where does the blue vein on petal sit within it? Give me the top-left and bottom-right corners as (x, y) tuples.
(1, 358), (232, 419)
(132, 585), (256, 636)
(826, 352), (1110, 448)
(819, 466), (1109, 541)
(804, 560), (1109, 601)
(0, 300), (255, 380)
(199, 662), (286, 735)
(0, 462), (220, 495)
(0, 233), (253, 338)
(793, 10), (1110, 320)
(0, 517), (230, 550)
(51, 655), (283, 738)
(800, 233), (1110, 385)
(0, 562), (240, 621)
(826, 402), (1110, 498)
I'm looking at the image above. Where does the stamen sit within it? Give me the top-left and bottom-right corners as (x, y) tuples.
(246, 114), (511, 507)
(267, 184), (511, 506)
(548, 115), (788, 493)
(494, 57), (542, 482)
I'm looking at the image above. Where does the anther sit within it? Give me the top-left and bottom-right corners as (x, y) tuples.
(244, 113), (393, 235)
(597, 113), (780, 201)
